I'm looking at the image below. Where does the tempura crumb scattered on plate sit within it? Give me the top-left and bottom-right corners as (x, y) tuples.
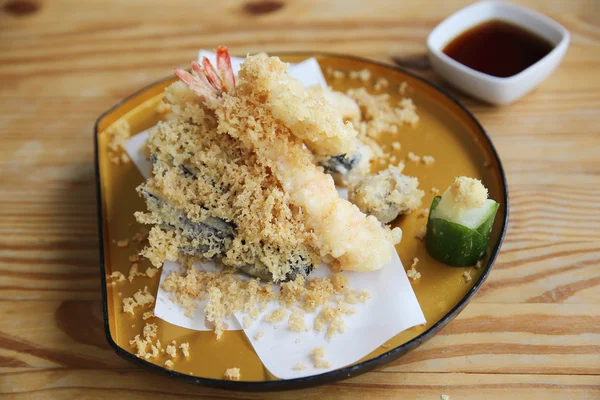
(462, 270), (472, 283)
(293, 361), (307, 371)
(224, 367), (241, 381)
(311, 347), (331, 369)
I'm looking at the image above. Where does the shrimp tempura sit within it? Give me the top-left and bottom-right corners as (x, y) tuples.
(240, 54), (358, 157)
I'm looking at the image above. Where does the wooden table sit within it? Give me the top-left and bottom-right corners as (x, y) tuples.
(1, 0), (599, 398)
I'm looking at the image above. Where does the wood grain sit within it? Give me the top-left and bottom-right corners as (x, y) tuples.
(1, 0), (599, 398)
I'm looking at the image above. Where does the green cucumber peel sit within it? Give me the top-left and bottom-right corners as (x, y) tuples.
(426, 196), (499, 267)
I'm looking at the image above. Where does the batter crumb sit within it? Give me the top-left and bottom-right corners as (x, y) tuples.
(224, 367), (241, 381)
(293, 361), (306, 370)
(407, 267), (421, 281)
(122, 286), (155, 315)
(398, 81), (408, 95)
(327, 68), (346, 79)
(243, 315), (253, 329)
(450, 177), (488, 208)
(407, 258), (421, 281)
(415, 226), (426, 240)
(265, 308), (288, 323)
(311, 347), (331, 368)
(254, 329), (265, 341)
(128, 263), (145, 282)
(463, 270), (472, 283)
(374, 77), (389, 91)
(142, 311), (155, 320)
(117, 239), (129, 248)
(143, 323), (158, 339)
(165, 360), (174, 368)
(407, 151), (421, 163)
(104, 118), (131, 165)
(423, 155), (435, 165)
(109, 271), (126, 282)
(180, 342), (190, 357)
(166, 344), (177, 358)
(288, 309), (308, 332)
(146, 267), (158, 278)
(358, 289), (371, 302)
(349, 68), (371, 81)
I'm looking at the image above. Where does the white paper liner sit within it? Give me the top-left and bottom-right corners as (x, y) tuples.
(123, 52), (425, 379)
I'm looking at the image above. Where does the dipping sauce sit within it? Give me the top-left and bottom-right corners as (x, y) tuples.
(443, 20), (555, 78)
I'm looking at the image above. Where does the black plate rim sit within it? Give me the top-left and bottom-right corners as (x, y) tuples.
(94, 51), (509, 392)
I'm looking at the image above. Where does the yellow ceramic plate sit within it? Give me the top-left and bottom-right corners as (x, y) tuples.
(95, 53), (508, 390)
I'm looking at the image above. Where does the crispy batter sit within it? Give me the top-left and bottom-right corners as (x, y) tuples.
(288, 309), (308, 332)
(179, 342), (190, 357)
(104, 119), (131, 165)
(122, 287), (155, 315)
(254, 329), (265, 341)
(450, 177), (488, 208)
(265, 308), (288, 323)
(293, 361), (306, 370)
(415, 226), (427, 240)
(224, 368), (241, 381)
(166, 345), (177, 358)
(109, 271), (126, 283)
(243, 53), (358, 156)
(423, 155), (436, 165)
(407, 257), (421, 281)
(162, 266), (368, 339)
(462, 270), (472, 283)
(311, 347), (331, 368)
(347, 88), (418, 140)
(373, 78), (389, 91)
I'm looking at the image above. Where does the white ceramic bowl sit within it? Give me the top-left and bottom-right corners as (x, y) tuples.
(427, 1), (570, 105)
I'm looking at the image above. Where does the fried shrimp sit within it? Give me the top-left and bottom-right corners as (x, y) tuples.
(174, 48), (402, 272)
(242, 53), (358, 157)
(308, 85), (361, 122)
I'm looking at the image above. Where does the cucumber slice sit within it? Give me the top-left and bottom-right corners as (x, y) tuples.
(426, 196), (499, 266)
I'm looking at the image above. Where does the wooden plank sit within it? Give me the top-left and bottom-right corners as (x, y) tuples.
(1, 301), (597, 375)
(1, 369), (599, 399)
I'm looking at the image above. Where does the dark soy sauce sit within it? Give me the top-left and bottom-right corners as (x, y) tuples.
(443, 20), (555, 78)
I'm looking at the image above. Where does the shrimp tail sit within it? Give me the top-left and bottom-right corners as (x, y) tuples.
(201, 56), (224, 94)
(175, 46), (236, 103)
(216, 46), (236, 93)
(173, 68), (216, 99)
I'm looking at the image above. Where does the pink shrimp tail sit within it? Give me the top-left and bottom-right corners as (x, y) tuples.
(173, 45), (236, 100)
(216, 46), (236, 93)
(201, 56), (224, 93)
